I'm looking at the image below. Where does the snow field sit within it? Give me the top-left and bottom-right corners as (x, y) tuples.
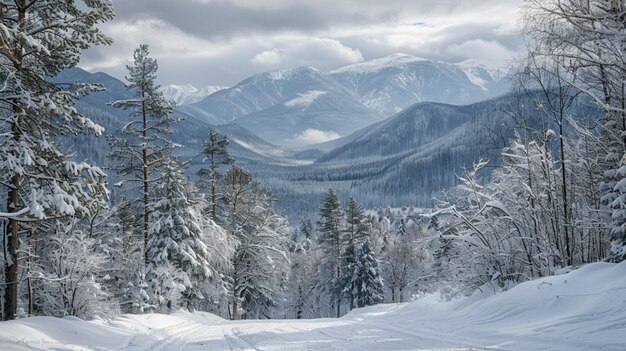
(1, 261), (624, 350)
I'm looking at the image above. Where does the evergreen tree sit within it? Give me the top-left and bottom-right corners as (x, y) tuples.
(145, 158), (228, 311)
(352, 240), (384, 308)
(108, 44), (177, 267)
(343, 197), (368, 310)
(198, 128), (233, 222)
(0, 0), (113, 320)
(345, 198), (368, 242)
(317, 189), (345, 317)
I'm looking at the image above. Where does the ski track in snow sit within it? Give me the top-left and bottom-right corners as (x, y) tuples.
(1, 262), (625, 351)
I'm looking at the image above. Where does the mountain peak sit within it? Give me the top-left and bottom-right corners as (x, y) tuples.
(160, 84), (227, 105)
(261, 66), (323, 81)
(330, 53), (430, 74)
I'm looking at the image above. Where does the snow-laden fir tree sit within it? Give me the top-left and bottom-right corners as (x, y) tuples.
(146, 158), (232, 312)
(0, 0), (113, 320)
(108, 44), (177, 267)
(351, 240), (384, 308)
(105, 197), (151, 313)
(343, 197), (369, 310)
(197, 128), (233, 222)
(317, 189), (345, 317)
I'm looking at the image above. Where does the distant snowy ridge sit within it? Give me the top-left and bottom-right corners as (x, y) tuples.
(160, 84), (227, 105)
(178, 53), (510, 147)
(329, 53), (430, 74)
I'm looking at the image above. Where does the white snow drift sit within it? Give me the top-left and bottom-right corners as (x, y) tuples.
(0, 261), (624, 350)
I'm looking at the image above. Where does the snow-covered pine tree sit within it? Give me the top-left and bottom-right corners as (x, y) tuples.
(345, 198), (368, 243)
(317, 189), (345, 317)
(352, 240), (384, 308)
(0, 0), (113, 320)
(108, 44), (177, 267)
(197, 128), (233, 222)
(343, 197), (369, 310)
(109, 197), (151, 313)
(145, 158), (231, 312)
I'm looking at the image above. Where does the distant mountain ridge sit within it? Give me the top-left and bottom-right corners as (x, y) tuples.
(160, 84), (227, 106)
(56, 62), (526, 220)
(178, 54), (510, 147)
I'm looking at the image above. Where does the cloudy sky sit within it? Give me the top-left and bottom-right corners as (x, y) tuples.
(80, 0), (523, 87)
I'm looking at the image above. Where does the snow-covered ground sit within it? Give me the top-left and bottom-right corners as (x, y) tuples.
(1, 261), (624, 351)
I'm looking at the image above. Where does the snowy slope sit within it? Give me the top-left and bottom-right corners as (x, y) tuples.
(232, 87), (380, 147)
(160, 84), (227, 105)
(0, 261), (624, 350)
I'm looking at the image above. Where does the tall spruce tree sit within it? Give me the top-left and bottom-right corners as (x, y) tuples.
(146, 158), (229, 311)
(0, 0), (113, 320)
(317, 189), (345, 317)
(108, 44), (177, 266)
(352, 240), (384, 308)
(343, 197), (368, 310)
(198, 128), (233, 222)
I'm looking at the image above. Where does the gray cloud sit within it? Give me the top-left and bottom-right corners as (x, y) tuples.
(79, 0), (523, 86)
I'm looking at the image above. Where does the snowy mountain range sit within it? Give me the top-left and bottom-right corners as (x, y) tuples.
(179, 54), (510, 147)
(55, 55), (519, 218)
(160, 84), (227, 106)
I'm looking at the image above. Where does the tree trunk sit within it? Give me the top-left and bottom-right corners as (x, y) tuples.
(142, 90), (149, 267)
(3, 0), (26, 322)
(335, 232), (341, 318)
(559, 117), (571, 266)
(3, 185), (19, 321)
(210, 155), (217, 222)
(232, 302), (238, 320)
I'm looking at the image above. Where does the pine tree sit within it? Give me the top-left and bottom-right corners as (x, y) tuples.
(145, 158), (229, 311)
(108, 44), (177, 267)
(343, 197), (368, 310)
(317, 189), (345, 317)
(352, 240), (384, 308)
(198, 128), (233, 222)
(345, 198), (368, 242)
(0, 0), (113, 320)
